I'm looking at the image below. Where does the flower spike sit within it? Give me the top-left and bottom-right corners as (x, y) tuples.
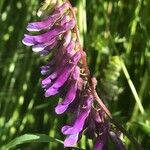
(22, 0), (126, 149)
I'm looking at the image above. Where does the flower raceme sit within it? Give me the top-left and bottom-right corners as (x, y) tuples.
(22, 1), (125, 149)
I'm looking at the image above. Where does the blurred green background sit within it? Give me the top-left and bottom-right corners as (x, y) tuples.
(0, 0), (150, 149)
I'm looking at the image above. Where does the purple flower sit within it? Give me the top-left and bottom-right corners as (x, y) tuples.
(22, 19), (75, 47)
(32, 37), (58, 53)
(94, 123), (109, 150)
(62, 95), (93, 147)
(63, 133), (79, 147)
(40, 31), (72, 75)
(26, 3), (70, 31)
(43, 51), (81, 97)
(55, 67), (80, 114)
(109, 131), (126, 150)
(22, 1), (126, 149)
(85, 109), (102, 139)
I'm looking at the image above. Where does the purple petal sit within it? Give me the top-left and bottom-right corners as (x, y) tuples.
(48, 65), (73, 87)
(46, 31), (72, 68)
(41, 67), (64, 88)
(91, 109), (103, 123)
(60, 67), (80, 106)
(63, 19), (76, 30)
(61, 109), (88, 134)
(55, 67), (80, 114)
(41, 64), (66, 88)
(44, 52), (81, 93)
(42, 77), (52, 86)
(94, 123), (109, 150)
(44, 64), (74, 97)
(45, 87), (59, 96)
(60, 16), (70, 26)
(72, 66), (80, 80)
(55, 104), (69, 114)
(94, 133), (108, 150)
(42, 52), (81, 97)
(22, 34), (34, 46)
(41, 50), (80, 90)
(22, 26), (65, 46)
(32, 37), (57, 52)
(55, 82), (77, 114)
(22, 19), (75, 46)
(41, 65), (50, 75)
(61, 96), (92, 134)
(61, 82), (77, 105)
(109, 131), (126, 150)
(72, 51), (81, 64)
(65, 40), (75, 57)
(51, 53), (80, 89)
(27, 3), (69, 31)
(42, 72), (57, 86)
(52, 37), (77, 67)
(64, 133), (79, 147)
(63, 31), (72, 48)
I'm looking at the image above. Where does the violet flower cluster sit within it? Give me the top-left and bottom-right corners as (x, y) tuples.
(22, 1), (125, 149)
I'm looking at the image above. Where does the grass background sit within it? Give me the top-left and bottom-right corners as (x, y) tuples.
(0, 0), (150, 149)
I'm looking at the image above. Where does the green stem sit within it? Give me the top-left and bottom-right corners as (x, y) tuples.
(130, 71), (148, 121)
(126, 0), (142, 54)
(109, 34), (145, 114)
(120, 60), (145, 114)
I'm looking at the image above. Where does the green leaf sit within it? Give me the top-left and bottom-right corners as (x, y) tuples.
(3, 134), (63, 150)
(3, 134), (84, 150)
(137, 122), (150, 135)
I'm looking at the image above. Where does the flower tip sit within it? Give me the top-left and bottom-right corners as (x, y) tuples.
(22, 34), (35, 46)
(44, 88), (59, 97)
(64, 142), (74, 148)
(22, 38), (33, 46)
(55, 108), (63, 115)
(44, 92), (51, 97)
(26, 23), (40, 32)
(32, 45), (44, 52)
(64, 134), (79, 147)
(55, 104), (68, 114)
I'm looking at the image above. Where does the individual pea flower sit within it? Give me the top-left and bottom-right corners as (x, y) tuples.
(61, 94), (93, 147)
(22, 0), (127, 149)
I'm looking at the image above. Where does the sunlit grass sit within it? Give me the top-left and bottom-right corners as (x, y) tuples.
(0, 0), (150, 149)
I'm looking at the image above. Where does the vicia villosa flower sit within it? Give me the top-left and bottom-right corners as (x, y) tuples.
(22, 0), (126, 149)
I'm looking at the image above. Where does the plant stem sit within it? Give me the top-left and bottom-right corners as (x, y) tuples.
(66, 0), (112, 118)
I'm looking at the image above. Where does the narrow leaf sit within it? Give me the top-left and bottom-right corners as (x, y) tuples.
(3, 134), (84, 150)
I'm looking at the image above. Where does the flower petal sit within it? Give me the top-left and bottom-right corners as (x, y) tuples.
(94, 123), (109, 150)
(64, 133), (79, 147)
(44, 64), (73, 97)
(32, 37), (57, 52)
(61, 96), (92, 135)
(55, 67), (80, 114)
(55, 82), (77, 114)
(94, 134), (107, 150)
(22, 19), (75, 46)
(65, 40), (76, 57)
(27, 3), (69, 31)
(22, 26), (64, 46)
(55, 104), (69, 114)
(109, 131), (126, 150)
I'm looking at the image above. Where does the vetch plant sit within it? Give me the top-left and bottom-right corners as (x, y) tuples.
(22, 0), (141, 149)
